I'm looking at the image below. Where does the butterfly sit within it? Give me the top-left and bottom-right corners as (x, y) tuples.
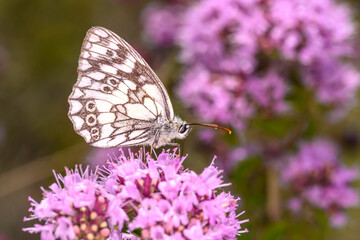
(68, 26), (230, 149)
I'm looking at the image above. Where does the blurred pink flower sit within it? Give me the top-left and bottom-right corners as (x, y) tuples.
(178, 65), (253, 129)
(178, 0), (266, 74)
(142, 3), (184, 47)
(85, 147), (118, 170)
(143, 0), (359, 129)
(303, 59), (360, 113)
(178, 65), (289, 129)
(282, 139), (359, 227)
(246, 72), (289, 113)
(268, 0), (355, 64)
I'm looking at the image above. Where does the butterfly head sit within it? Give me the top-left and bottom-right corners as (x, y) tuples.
(169, 116), (191, 140)
(177, 123), (192, 139)
(171, 116), (232, 141)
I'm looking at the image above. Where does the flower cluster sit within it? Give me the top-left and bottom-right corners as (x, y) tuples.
(142, 3), (184, 47)
(24, 149), (248, 239)
(303, 59), (360, 118)
(178, 0), (267, 74)
(281, 139), (359, 227)
(267, 0), (355, 64)
(142, 0), (359, 130)
(23, 167), (112, 240)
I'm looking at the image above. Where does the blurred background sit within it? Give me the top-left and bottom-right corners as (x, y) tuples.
(1, 0), (360, 239)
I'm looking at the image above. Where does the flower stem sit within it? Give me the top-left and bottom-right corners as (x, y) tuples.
(266, 166), (280, 221)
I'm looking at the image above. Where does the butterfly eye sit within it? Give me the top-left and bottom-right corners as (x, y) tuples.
(178, 125), (188, 134)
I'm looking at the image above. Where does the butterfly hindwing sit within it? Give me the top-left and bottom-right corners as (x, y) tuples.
(68, 27), (174, 147)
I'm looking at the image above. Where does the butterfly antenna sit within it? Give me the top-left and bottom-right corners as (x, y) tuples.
(187, 123), (232, 134)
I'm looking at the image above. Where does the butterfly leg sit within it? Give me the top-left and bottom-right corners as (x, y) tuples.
(150, 145), (154, 157)
(141, 146), (146, 163)
(150, 130), (160, 157)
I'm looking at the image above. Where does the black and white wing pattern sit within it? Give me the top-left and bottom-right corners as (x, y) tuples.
(68, 26), (175, 148)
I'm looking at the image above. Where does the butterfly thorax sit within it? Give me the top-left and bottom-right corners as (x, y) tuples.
(151, 116), (191, 148)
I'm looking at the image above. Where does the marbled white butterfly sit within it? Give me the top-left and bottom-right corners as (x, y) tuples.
(68, 27), (230, 149)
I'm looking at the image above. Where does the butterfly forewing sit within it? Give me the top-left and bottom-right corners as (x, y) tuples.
(68, 26), (174, 148)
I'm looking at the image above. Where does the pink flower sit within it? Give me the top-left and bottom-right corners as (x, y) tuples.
(268, 0), (355, 64)
(142, 3), (184, 47)
(246, 73), (289, 113)
(24, 149), (248, 239)
(103, 149), (248, 239)
(303, 59), (360, 113)
(178, 0), (266, 74)
(148, 0), (359, 128)
(23, 167), (112, 240)
(178, 65), (253, 130)
(282, 139), (359, 227)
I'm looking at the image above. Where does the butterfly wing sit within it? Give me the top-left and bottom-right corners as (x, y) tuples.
(68, 26), (174, 148)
